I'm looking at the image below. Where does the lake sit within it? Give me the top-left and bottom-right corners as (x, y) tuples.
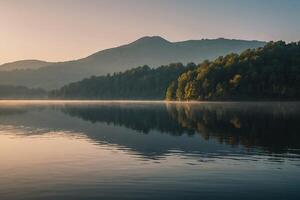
(0, 101), (300, 200)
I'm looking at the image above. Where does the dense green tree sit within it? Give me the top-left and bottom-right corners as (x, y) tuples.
(166, 81), (177, 100)
(167, 41), (300, 100)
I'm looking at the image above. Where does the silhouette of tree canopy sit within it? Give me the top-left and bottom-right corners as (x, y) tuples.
(166, 41), (300, 100)
(50, 63), (196, 99)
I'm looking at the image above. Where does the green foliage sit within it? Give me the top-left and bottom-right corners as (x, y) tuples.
(166, 81), (177, 100)
(167, 41), (300, 100)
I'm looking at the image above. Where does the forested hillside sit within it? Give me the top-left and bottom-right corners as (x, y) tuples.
(50, 63), (195, 99)
(0, 85), (46, 99)
(166, 41), (300, 101)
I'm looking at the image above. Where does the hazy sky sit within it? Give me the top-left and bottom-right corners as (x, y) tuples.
(1, 0), (300, 64)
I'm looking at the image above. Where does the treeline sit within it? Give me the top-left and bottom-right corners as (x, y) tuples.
(0, 85), (46, 99)
(50, 63), (196, 99)
(166, 41), (300, 100)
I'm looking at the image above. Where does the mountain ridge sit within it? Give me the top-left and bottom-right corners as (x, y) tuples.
(0, 36), (266, 89)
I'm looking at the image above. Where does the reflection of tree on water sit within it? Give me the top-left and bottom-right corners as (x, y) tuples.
(166, 102), (300, 153)
(61, 104), (191, 135)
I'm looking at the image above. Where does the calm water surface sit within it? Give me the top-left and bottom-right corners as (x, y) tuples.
(0, 101), (300, 200)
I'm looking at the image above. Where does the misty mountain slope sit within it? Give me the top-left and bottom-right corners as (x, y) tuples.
(0, 36), (266, 89)
(0, 60), (53, 71)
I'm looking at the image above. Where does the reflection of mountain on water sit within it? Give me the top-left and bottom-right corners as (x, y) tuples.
(0, 102), (299, 158)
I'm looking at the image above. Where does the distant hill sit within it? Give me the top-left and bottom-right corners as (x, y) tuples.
(0, 60), (53, 71)
(0, 36), (266, 89)
(0, 85), (46, 99)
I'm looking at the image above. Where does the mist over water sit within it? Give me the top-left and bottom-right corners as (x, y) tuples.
(0, 101), (300, 200)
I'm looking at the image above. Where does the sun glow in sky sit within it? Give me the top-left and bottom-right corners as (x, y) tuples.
(1, 0), (300, 64)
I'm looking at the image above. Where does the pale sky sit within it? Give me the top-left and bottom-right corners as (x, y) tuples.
(1, 0), (300, 64)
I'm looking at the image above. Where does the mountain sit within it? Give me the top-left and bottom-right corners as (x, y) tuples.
(0, 36), (266, 89)
(0, 60), (53, 71)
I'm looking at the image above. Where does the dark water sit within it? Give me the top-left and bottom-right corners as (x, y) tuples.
(0, 101), (300, 200)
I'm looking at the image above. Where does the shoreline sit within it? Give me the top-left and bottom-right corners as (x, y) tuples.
(0, 99), (299, 104)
